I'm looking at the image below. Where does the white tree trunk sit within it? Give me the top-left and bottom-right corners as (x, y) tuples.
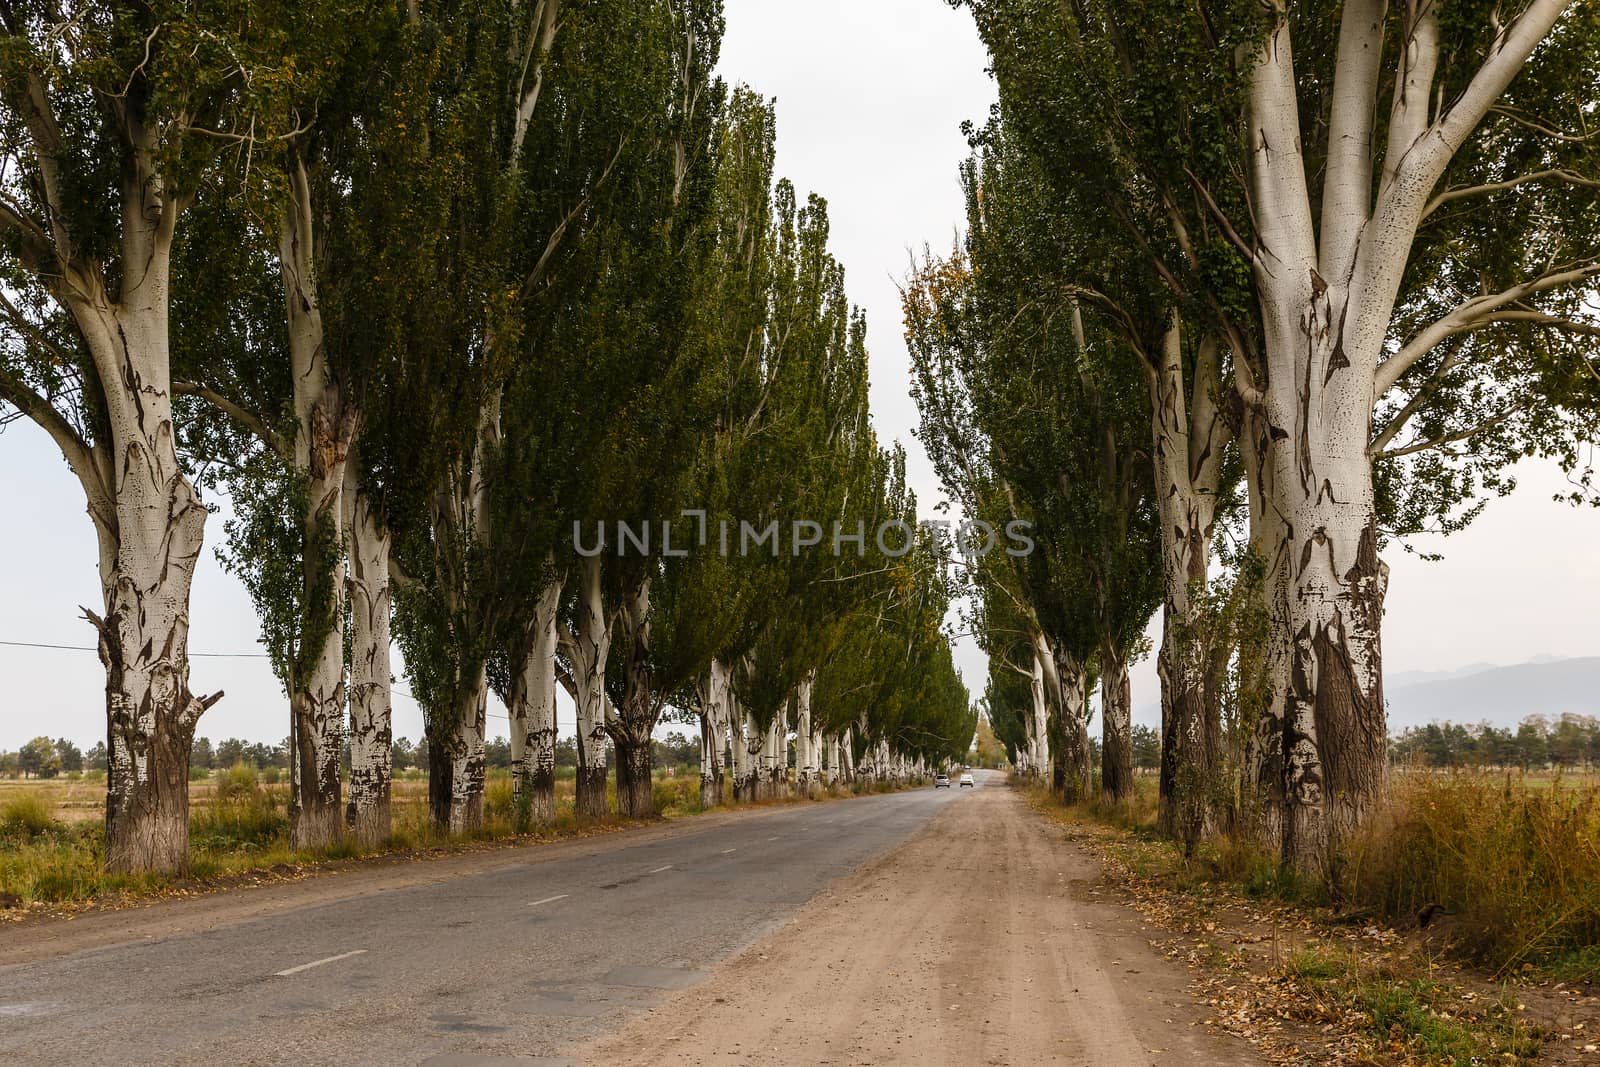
(1100, 641), (1133, 803)
(839, 727), (855, 786)
(282, 159), (349, 851)
(1237, 0), (1568, 868)
(569, 555), (612, 818)
(612, 578), (658, 819)
(344, 459), (392, 845)
(793, 671), (818, 797)
(762, 716), (786, 799)
(1148, 323), (1226, 842)
(61, 157), (218, 875)
(83, 293), (214, 873)
(743, 713), (767, 800)
(436, 675), (487, 835)
(698, 659), (731, 808)
(510, 574), (562, 825)
(1052, 647), (1093, 802)
(1027, 647), (1050, 782)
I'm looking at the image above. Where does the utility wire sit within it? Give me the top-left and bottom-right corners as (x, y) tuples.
(1, 639), (529, 724)
(0, 638), (270, 658)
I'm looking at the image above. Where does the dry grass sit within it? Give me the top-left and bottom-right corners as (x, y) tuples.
(1347, 770), (1600, 981)
(1028, 783), (1556, 1066)
(1043, 767), (1600, 981)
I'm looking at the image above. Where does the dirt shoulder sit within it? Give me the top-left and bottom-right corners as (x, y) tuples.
(579, 781), (1260, 1067)
(1031, 797), (1600, 1066)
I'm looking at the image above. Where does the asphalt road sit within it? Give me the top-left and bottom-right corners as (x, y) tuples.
(1, 780), (977, 1066)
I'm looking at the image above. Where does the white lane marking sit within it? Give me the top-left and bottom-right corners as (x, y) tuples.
(766, 835), (780, 841)
(720, 848), (737, 854)
(648, 864), (673, 874)
(274, 950), (367, 977)
(528, 894), (570, 907)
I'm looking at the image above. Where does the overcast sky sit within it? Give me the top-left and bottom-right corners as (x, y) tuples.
(1, 1), (1595, 750)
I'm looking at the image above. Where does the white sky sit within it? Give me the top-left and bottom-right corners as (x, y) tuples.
(1, 1), (1595, 749)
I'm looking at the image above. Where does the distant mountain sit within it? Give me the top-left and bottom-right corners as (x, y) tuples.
(1386, 657), (1600, 731)
(1385, 662), (1499, 689)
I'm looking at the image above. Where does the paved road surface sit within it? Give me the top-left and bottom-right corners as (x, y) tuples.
(1, 775), (1255, 1065)
(2, 783), (964, 1065)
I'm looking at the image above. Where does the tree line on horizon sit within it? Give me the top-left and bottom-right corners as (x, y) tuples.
(0, 730), (715, 779)
(912, 0), (1599, 878)
(0, 0), (973, 875)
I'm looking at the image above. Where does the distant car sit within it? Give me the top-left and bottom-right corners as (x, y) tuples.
(958, 773), (974, 788)
(934, 773), (951, 788)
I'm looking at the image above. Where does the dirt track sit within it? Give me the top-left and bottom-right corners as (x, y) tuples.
(581, 778), (1259, 1066)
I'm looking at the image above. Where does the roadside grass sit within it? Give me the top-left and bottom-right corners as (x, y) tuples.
(1029, 772), (1600, 1064)
(1046, 769), (1600, 979)
(1346, 770), (1600, 982)
(1280, 945), (1542, 1065)
(0, 767), (906, 910)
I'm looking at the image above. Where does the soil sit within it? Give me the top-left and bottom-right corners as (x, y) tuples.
(580, 781), (1260, 1066)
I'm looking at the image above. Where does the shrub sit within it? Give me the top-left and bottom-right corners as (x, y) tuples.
(192, 763), (286, 852)
(0, 791), (60, 839)
(652, 776), (700, 815)
(1347, 771), (1600, 974)
(214, 762), (260, 803)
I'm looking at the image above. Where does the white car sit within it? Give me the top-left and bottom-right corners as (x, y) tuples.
(958, 772), (975, 788)
(934, 773), (951, 788)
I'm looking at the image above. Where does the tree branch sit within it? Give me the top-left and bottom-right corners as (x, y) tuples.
(1369, 342), (1465, 453)
(1374, 260), (1600, 394)
(1422, 168), (1600, 220)
(172, 380), (290, 457)
(0, 366), (112, 520)
(1375, 409), (1516, 459)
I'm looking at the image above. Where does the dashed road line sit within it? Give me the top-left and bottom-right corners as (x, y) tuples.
(274, 950), (367, 977)
(648, 865), (673, 874)
(720, 848), (737, 854)
(528, 894), (570, 907)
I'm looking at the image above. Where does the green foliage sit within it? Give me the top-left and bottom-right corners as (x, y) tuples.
(18, 736), (60, 779)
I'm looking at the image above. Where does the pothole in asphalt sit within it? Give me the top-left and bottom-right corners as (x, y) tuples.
(600, 964), (707, 990)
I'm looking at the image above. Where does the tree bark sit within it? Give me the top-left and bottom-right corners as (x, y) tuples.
(761, 716), (785, 799)
(1026, 638), (1054, 781)
(568, 555), (612, 819)
(509, 574), (562, 825)
(1148, 323), (1227, 842)
(282, 158), (350, 852)
(429, 673), (487, 834)
(793, 671), (818, 796)
(745, 714), (769, 799)
(854, 720), (875, 787)
(70, 215), (216, 873)
(611, 579), (657, 819)
(1051, 648), (1093, 803)
(344, 459), (393, 845)
(1100, 641), (1134, 803)
(698, 659), (730, 808)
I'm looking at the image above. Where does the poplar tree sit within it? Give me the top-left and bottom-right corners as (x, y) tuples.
(956, 0), (1600, 869)
(0, 2), (308, 872)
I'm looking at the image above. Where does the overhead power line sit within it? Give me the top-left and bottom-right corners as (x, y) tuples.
(0, 638), (270, 658)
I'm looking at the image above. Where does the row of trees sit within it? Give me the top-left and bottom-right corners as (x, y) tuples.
(917, 0), (1598, 876)
(0, 1), (972, 874)
(1393, 715), (1600, 771)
